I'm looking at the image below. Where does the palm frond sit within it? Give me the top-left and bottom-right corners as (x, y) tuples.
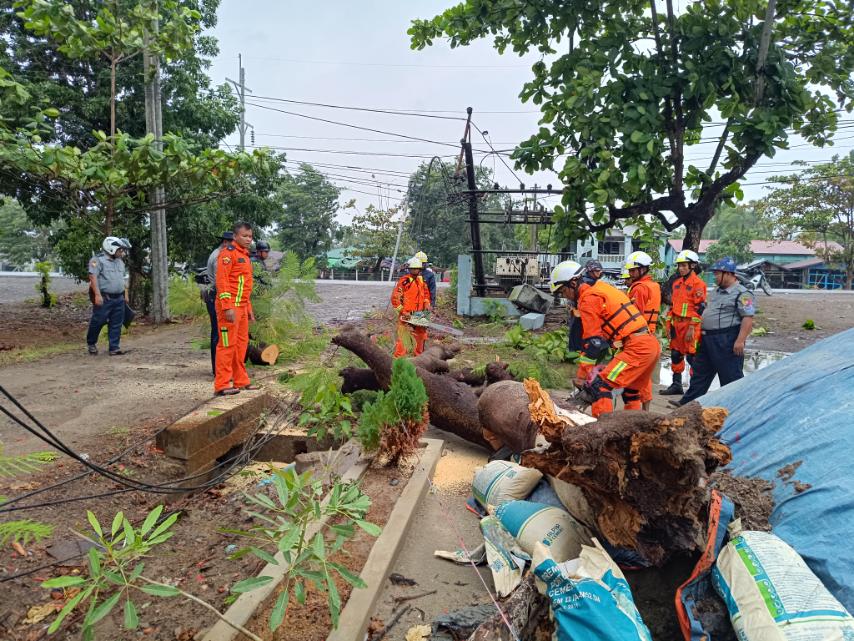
(0, 519), (54, 546)
(0, 445), (56, 478)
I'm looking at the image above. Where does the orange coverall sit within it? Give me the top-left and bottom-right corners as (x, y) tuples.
(576, 280), (661, 417)
(391, 273), (430, 357)
(214, 243), (254, 392)
(627, 274), (662, 404)
(667, 271), (707, 376)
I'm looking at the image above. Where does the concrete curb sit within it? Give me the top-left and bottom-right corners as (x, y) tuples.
(328, 438), (445, 641)
(201, 453), (372, 641)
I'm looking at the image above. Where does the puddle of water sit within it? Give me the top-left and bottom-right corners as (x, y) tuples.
(658, 349), (790, 391)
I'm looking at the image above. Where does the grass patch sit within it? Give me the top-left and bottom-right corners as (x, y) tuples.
(0, 342), (78, 366)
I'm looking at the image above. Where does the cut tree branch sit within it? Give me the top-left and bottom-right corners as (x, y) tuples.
(706, 119), (732, 176)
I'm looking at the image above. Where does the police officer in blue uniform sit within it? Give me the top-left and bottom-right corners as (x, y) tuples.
(672, 257), (755, 406)
(87, 236), (131, 355)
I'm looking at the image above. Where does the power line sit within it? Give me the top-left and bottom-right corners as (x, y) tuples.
(250, 95), (465, 121)
(244, 101), (461, 148)
(244, 142), (457, 159)
(240, 55), (532, 71)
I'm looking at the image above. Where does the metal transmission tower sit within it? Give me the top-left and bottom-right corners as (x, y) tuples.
(226, 54), (253, 150)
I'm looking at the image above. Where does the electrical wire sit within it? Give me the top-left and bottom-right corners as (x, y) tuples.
(244, 101), (461, 149)
(249, 95), (465, 121)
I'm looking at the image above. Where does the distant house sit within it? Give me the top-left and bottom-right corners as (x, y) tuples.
(666, 239), (827, 266)
(565, 225), (667, 270)
(781, 258), (847, 290)
(323, 247), (362, 269)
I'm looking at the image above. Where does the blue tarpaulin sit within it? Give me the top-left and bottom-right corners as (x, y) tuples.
(700, 327), (854, 612)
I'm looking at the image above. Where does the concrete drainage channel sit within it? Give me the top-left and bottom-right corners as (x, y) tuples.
(156, 389), (444, 641)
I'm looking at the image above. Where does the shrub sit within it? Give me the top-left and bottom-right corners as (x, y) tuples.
(357, 359), (428, 465)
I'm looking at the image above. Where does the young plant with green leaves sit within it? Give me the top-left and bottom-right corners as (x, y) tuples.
(34, 260), (56, 308)
(226, 468), (380, 631)
(40, 506), (260, 641)
(0, 443), (56, 547)
(357, 358), (429, 464)
(505, 325), (579, 362)
(288, 368), (356, 443)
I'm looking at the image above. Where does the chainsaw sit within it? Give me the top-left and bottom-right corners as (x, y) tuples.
(402, 310), (464, 336)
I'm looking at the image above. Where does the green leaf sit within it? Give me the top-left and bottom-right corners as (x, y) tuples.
(312, 532), (325, 560)
(129, 562), (145, 582)
(356, 520), (382, 537)
(327, 572), (341, 628)
(249, 546), (279, 566)
(630, 130), (645, 143)
(140, 505), (164, 536)
(269, 587), (289, 631)
(88, 547), (101, 577)
(123, 598), (139, 630)
(43, 107), (60, 118)
(273, 473), (289, 507)
(48, 585), (91, 634)
(230, 576), (274, 593)
(85, 591), (121, 626)
(147, 512), (178, 541)
(139, 583), (180, 597)
(294, 580), (306, 604)
(329, 562), (366, 589)
(42, 575), (86, 588)
(110, 511), (124, 537)
(86, 511), (103, 538)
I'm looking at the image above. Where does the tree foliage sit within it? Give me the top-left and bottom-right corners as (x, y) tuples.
(759, 154), (854, 288)
(0, 198), (54, 267)
(410, 0), (854, 250)
(672, 203), (773, 240)
(704, 229), (754, 265)
(274, 163), (342, 260)
(407, 159), (516, 266)
(350, 204), (412, 262)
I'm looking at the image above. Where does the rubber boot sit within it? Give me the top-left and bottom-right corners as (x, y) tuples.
(660, 373), (683, 396)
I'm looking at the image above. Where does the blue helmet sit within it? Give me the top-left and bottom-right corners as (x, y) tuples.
(710, 257), (737, 273)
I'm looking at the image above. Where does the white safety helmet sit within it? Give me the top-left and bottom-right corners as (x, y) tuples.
(102, 236), (131, 255)
(675, 249), (700, 264)
(620, 266), (631, 280)
(414, 251), (428, 263)
(625, 250), (653, 270)
(548, 260), (583, 293)
(408, 256), (424, 269)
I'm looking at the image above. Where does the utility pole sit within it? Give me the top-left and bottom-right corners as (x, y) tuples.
(462, 107), (486, 297)
(144, 13), (169, 324)
(226, 54), (252, 150)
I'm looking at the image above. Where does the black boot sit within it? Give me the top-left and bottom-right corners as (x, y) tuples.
(660, 373), (683, 396)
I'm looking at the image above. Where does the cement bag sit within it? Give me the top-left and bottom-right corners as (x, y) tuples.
(472, 460), (542, 509)
(713, 526), (854, 641)
(548, 475), (597, 529)
(480, 515), (529, 597)
(495, 500), (591, 563)
(532, 539), (652, 641)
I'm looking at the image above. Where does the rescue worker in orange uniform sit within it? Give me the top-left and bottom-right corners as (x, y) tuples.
(391, 256), (431, 357)
(214, 222), (259, 396)
(660, 250), (707, 396)
(624, 251), (662, 410)
(550, 260), (661, 418)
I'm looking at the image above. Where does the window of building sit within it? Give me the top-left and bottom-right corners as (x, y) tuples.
(600, 237), (623, 255)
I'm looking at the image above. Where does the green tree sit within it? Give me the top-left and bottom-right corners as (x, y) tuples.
(410, 0), (854, 252)
(407, 159), (516, 267)
(704, 229), (754, 265)
(274, 163), (342, 260)
(759, 154), (854, 289)
(0, 199), (54, 268)
(350, 205), (413, 263)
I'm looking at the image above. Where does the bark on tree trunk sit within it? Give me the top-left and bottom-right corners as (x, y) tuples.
(681, 218), (705, 253)
(466, 576), (548, 641)
(521, 401), (732, 565)
(331, 330), (490, 449)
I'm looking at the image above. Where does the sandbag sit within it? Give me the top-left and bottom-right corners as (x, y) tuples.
(713, 525), (854, 641)
(477, 381), (538, 453)
(495, 500), (591, 563)
(532, 539), (652, 641)
(472, 460), (542, 509)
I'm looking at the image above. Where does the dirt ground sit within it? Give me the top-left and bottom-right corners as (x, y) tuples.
(747, 290), (854, 352)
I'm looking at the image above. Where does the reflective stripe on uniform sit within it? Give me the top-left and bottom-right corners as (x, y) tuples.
(607, 360), (628, 382)
(219, 292), (231, 299)
(220, 327), (229, 347)
(578, 355), (597, 365)
(681, 303), (688, 317)
(236, 275), (244, 306)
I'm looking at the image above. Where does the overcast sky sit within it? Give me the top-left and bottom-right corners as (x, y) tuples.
(207, 1), (854, 225)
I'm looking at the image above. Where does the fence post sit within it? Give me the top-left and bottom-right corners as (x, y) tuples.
(355, 268), (358, 281)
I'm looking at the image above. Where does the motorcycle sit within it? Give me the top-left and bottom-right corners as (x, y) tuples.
(736, 265), (773, 296)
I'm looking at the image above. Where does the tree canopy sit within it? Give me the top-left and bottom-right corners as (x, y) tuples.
(273, 163), (342, 260)
(704, 229), (754, 265)
(410, 0), (854, 251)
(759, 154), (854, 288)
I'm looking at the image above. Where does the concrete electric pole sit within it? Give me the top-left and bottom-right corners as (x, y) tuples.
(226, 54), (252, 151)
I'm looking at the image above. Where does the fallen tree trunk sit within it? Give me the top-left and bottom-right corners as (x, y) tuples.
(246, 342), (279, 366)
(332, 330), (490, 449)
(521, 399), (731, 565)
(339, 344), (461, 393)
(467, 575), (548, 641)
(478, 381), (537, 453)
